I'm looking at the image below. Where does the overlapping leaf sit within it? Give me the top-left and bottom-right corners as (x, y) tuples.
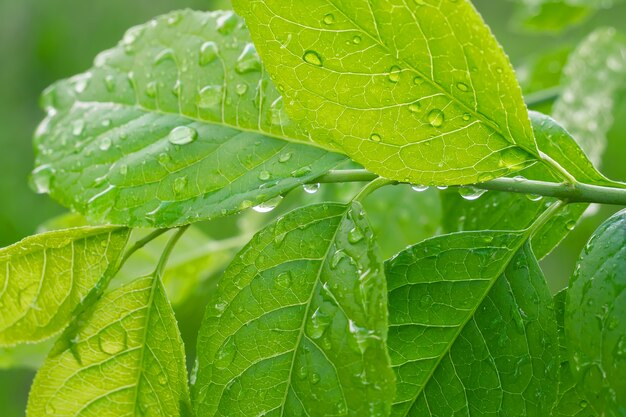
(552, 290), (596, 417)
(442, 111), (625, 259)
(386, 235), (559, 416)
(194, 203), (395, 417)
(0, 227), (129, 346)
(232, 0), (540, 185)
(565, 209), (626, 416)
(552, 28), (626, 166)
(27, 273), (190, 416)
(32, 10), (345, 228)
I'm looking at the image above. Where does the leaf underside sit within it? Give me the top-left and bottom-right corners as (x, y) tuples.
(32, 10), (346, 228)
(0, 227), (129, 346)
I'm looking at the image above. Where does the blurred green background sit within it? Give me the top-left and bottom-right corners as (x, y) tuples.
(0, 0), (624, 415)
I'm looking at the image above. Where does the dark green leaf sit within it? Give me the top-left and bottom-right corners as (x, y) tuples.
(386, 236), (559, 416)
(0, 227), (129, 346)
(194, 203), (394, 416)
(565, 209), (626, 416)
(442, 111), (625, 259)
(32, 10), (345, 228)
(232, 0), (540, 185)
(552, 290), (597, 417)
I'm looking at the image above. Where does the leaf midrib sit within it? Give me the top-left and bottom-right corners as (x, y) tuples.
(397, 231), (530, 414)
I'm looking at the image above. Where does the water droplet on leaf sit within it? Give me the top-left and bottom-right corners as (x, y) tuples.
(168, 126), (198, 145)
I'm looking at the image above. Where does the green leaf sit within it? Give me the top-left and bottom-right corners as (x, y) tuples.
(386, 236), (559, 416)
(0, 227), (130, 346)
(552, 290), (597, 417)
(116, 227), (236, 306)
(565, 209), (626, 416)
(441, 111), (625, 259)
(552, 28), (626, 166)
(27, 274), (190, 417)
(0, 340), (53, 370)
(363, 185), (441, 259)
(513, 2), (593, 33)
(232, 0), (540, 185)
(32, 9), (345, 228)
(194, 203), (395, 417)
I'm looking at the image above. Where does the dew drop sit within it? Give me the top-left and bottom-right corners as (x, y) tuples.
(119, 164), (129, 176)
(235, 43), (262, 74)
(427, 109), (445, 128)
(216, 11), (238, 35)
(388, 65), (401, 83)
(157, 372), (168, 385)
(253, 195), (283, 213)
(303, 183), (320, 194)
(104, 75), (115, 92)
(168, 126), (198, 145)
(153, 48), (175, 65)
(462, 113), (471, 121)
(348, 227), (364, 244)
(157, 153), (171, 165)
(526, 194), (542, 202)
(276, 271), (292, 289)
(30, 165), (55, 194)
(145, 81), (158, 98)
(331, 249), (346, 269)
(411, 184), (428, 192)
(459, 187), (487, 201)
(297, 366), (308, 380)
(323, 13), (335, 25)
(197, 85), (223, 110)
(456, 82), (469, 92)
(199, 41), (219, 66)
(214, 336), (236, 369)
(310, 373), (321, 385)
(173, 176), (188, 195)
(352, 35), (362, 44)
(258, 170), (271, 181)
(408, 103), (421, 113)
(99, 334), (126, 355)
(306, 307), (332, 339)
(579, 400), (588, 409)
(72, 120), (85, 136)
(303, 50), (323, 67)
(270, 97), (289, 126)
(278, 152), (293, 163)
(370, 133), (382, 142)
(99, 137), (112, 151)
(436, 185), (448, 190)
(566, 220), (577, 231)
(291, 166), (312, 178)
(235, 83), (248, 95)
(45, 404), (56, 414)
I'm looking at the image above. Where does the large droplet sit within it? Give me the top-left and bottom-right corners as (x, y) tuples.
(235, 83), (248, 96)
(168, 126), (198, 145)
(214, 336), (236, 369)
(278, 152), (293, 163)
(199, 41), (219, 66)
(275, 271), (292, 289)
(348, 320), (378, 354)
(173, 176), (188, 195)
(253, 195), (283, 213)
(459, 187), (487, 201)
(216, 11), (238, 35)
(235, 43), (262, 74)
(369, 133), (382, 142)
(388, 66), (401, 83)
(197, 85), (223, 110)
(348, 227), (364, 243)
(408, 103), (421, 113)
(303, 183), (320, 194)
(411, 184), (428, 192)
(99, 332), (126, 355)
(258, 170), (271, 181)
(270, 97), (289, 126)
(303, 50), (323, 67)
(30, 165), (55, 194)
(154, 48), (175, 66)
(99, 137), (112, 151)
(306, 307), (332, 339)
(427, 109), (445, 128)
(322, 13), (335, 25)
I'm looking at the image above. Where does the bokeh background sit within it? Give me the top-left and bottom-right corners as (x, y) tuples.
(0, 0), (624, 414)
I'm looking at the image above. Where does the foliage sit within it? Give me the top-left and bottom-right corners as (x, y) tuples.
(1, 1), (625, 416)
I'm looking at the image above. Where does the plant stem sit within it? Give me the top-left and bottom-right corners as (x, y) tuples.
(313, 170), (626, 206)
(155, 225), (189, 277)
(524, 86), (561, 108)
(353, 177), (396, 202)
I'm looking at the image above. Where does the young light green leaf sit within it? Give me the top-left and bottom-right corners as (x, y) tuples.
(565, 209), (626, 416)
(442, 111), (625, 259)
(27, 274), (190, 417)
(32, 9), (345, 228)
(0, 227), (129, 346)
(0, 340), (53, 371)
(552, 290), (597, 417)
(553, 28), (626, 166)
(386, 237), (559, 416)
(194, 203), (395, 417)
(232, 0), (540, 186)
